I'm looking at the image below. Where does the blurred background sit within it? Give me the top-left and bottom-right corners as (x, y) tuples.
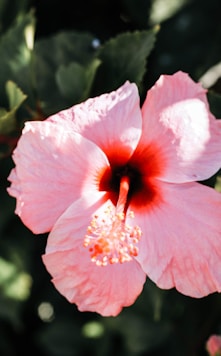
(0, 0), (221, 355)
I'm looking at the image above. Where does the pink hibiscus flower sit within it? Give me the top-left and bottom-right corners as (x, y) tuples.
(7, 71), (221, 316)
(206, 335), (221, 356)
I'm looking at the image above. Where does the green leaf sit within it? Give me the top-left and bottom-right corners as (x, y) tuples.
(94, 28), (158, 94)
(0, 11), (35, 106)
(0, 0), (30, 34)
(34, 31), (99, 115)
(84, 59), (102, 99)
(56, 59), (101, 104)
(0, 81), (27, 134)
(6, 80), (27, 111)
(0, 108), (7, 117)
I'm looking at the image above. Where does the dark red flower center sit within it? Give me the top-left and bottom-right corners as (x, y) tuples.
(84, 144), (164, 266)
(99, 155), (161, 213)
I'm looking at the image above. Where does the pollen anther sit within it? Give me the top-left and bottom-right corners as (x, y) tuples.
(83, 205), (142, 266)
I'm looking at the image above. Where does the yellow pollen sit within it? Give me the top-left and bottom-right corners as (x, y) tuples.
(83, 205), (142, 266)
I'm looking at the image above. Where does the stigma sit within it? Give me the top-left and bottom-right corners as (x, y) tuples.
(83, 176), (142, 266)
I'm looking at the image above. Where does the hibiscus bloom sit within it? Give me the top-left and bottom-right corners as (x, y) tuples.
(7, 71), (221, 316)
(206, 335), (221, 356)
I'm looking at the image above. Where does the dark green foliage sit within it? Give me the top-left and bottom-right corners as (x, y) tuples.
(93, 29), (158, 94)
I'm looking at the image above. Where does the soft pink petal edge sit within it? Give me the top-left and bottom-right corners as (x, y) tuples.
(42, 192), (146, 316)
(139, 71), (221, 183)
(7, 121), (110, 234)
(48, 81), (142, 165)
(132, 181), (221, 298)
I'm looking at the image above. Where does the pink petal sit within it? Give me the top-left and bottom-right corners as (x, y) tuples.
(8, 121), (110, 234)
(132, 181), (221, 297)
(48, 81), (142, 165)
(139, 71), (221, 183)
(206, 335), (221, 355)
(43, 192), (146, 316)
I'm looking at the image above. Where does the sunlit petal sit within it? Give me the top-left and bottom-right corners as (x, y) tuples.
(48, 81), (142, 165)
(134, 182), (221, 297)
(43, 192), (146, 316)
(140, 71), (221, 182)
(8, 121), (110, 233)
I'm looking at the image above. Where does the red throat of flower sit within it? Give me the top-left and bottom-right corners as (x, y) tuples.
(83, 176), (142, 266)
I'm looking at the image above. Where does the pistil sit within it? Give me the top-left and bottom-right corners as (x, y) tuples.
(83, 176), (142, 266)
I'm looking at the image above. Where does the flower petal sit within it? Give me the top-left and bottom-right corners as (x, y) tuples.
(139, 71), (221, 183)
(8, 121), (110, 234)
(48, 81), (142, 165)
(43, 192), (146, 316)
(206, 335), (221, 355)
(133, 181), (221, 297)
